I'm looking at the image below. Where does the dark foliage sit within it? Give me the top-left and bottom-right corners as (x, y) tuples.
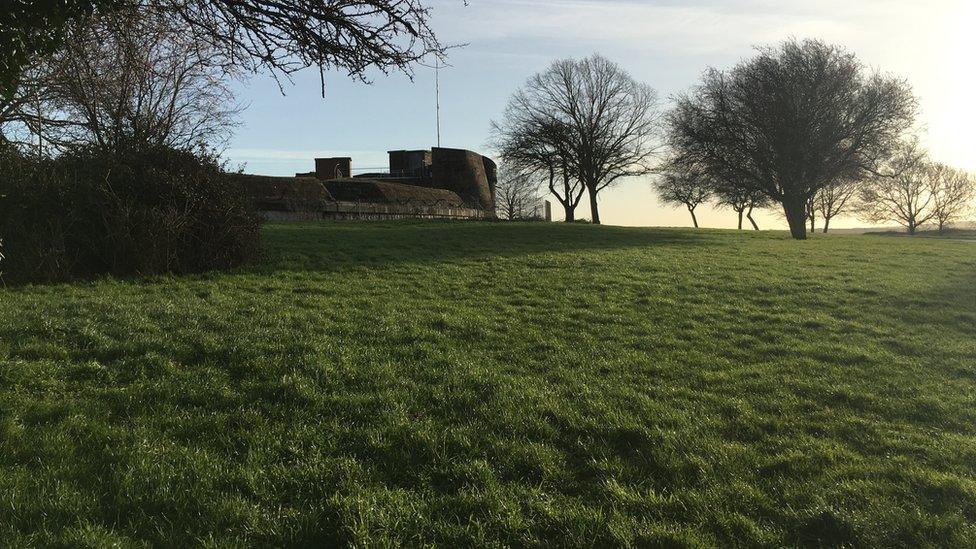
(2, 0), (448, 99)
(1, 0), (120, 97)
(150, 0), (447, 84)
(669, 39), (916, 239)
(0, 145), (259, 283)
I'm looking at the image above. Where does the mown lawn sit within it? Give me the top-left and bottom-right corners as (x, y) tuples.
(1, 221), (975, 547)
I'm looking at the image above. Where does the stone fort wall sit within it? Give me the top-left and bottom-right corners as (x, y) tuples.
(430, 148), (497, 212)
(240, 147), (497, 220)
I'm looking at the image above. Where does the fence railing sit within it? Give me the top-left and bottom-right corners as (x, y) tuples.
(261, 199), (490, 221)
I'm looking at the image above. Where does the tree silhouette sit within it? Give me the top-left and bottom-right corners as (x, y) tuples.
(669, 39), (916, 239)
(494, 55), (661, 224)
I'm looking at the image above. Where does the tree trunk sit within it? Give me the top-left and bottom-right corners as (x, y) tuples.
(822, 217), (830, 234)
(736, 209), (743, 230)
(587, 186), (601, 225)
(688, 205), (699, 228)
(747, 207), (759, 230)
(561, 166), (575, 223)
(783, 198), (808, 240)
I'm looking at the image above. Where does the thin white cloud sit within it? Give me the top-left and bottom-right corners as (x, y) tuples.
(433, 0), (946, 58)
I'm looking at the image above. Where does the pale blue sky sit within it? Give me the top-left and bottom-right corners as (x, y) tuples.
(226, 0), (974, 228)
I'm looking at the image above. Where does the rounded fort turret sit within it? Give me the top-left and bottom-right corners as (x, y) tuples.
(431, 147), (497, 213)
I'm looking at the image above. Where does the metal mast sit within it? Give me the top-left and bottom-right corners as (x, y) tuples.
(435, 59), (441, 147)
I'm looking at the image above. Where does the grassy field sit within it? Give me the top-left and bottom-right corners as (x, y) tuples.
(1, 221), (975, 547)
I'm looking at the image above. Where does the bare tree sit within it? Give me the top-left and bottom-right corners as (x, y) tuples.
(0, 61), (63, 153)
(858, 145), (936, 234)
(668, 39), (916, 239)
(492, 99), (585, 222)
(814, 178), (861, 233)
(653, 162), (712, 228)
(930, 164), (975, 232)
(152, 0), (450, 89)
(495, 54), (661, 224)
(15, 10), (241, 153)
(4, 1), (450, 97)
(495, 168), (541, 221)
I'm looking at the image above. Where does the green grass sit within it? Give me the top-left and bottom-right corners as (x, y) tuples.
(2, 221), (975, 547)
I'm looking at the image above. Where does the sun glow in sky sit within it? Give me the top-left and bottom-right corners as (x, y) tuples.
(227, 0), (975, 228)
(928, 1), (976, 172)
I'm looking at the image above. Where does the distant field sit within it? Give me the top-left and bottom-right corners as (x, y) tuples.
(914, 229), (976, 240)
(2, 221), (975, 546)
(867, 228), (976, 241)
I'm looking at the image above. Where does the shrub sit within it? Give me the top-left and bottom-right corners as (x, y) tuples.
(0, 145), (259, 284)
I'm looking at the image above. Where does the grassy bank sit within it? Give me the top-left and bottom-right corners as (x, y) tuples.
(1, 221), (974, 546)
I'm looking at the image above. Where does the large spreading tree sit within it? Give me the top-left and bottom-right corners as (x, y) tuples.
(668, 39), (917, 239)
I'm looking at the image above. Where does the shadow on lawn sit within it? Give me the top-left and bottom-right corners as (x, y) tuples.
(249, 220), (724, 276)
(0, 220), (725, 290)
(897, 261), (976, 333)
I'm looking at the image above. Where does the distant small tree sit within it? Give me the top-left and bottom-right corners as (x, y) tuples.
(669, 39), (916, 239)
(858, 144), (935, 234)
(495, 169), (541, 221)
(714, 180), (769, 230)
(814, 178), (861, 233)
(930, 164), (975, 233)
(653, 163), (712, 228)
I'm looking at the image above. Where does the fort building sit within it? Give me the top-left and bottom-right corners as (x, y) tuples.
(236, 147), (497, 221)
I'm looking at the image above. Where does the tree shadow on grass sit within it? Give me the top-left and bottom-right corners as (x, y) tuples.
(891, 259), (976, 338)
(246, 220), (726, 277)
(0, 220), (727, 290)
